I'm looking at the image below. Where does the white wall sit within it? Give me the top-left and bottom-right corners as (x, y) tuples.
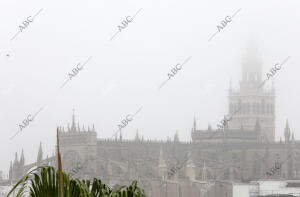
(258, 180), (300, 196)
(232, 184), (252, 197)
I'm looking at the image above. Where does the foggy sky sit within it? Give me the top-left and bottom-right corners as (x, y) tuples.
(0, 0), (299, 176)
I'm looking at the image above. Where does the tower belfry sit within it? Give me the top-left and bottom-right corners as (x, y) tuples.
(228, 45), (275, 142)
(240, 45), (263, 89)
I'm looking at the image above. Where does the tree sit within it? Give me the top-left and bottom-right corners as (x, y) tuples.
(7, 166), (146, 197)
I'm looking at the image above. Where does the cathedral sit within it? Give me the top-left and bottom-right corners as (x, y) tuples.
(8, 47), (300, 197)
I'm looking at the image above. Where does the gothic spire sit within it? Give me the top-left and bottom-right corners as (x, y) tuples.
(92, 124), (95, 132)
(174, 130), (179, 142)
(9, 161), (12, 180)
(20, 149), (25, 166)
(193, 116), (196, 131)
(284, 119), (291, 143)
(71, 109), (76, 132)
(135, 129), (140, 141)
(37, 142), (43, 163)
(286, 119), (290, 129)
(208, 124), (212, 131)
(77, 122), (80, 131)
(13, 152), (18, 165)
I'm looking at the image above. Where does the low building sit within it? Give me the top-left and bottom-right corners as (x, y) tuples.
(225, 180), (300, 197)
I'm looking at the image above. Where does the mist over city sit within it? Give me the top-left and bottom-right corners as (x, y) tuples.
(0, 0), (300, 196)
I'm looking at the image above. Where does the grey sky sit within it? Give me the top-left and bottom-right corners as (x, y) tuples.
(0, 0), (299, 176)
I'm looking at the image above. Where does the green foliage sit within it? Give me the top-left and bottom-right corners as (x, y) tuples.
(7, 166), (146, 197)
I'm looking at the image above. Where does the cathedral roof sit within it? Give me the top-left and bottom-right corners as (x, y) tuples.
(192, 129), (259, 141)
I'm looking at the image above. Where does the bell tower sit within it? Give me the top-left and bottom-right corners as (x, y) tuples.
(228, 45), (275, 142)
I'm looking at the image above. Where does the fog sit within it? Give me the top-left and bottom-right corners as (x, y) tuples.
(0, 0), (299, 175)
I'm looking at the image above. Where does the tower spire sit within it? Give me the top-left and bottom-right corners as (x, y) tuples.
(193, 116), (196, 131)
(37, 142), (43, 164)
(241, 44), (263, 89)
(71, 108), (76, 132)
(229, 77), (232, 92)
(174, 130), (179, 142)
(77, 122), (80, 131)
(135, 129), (140, 141)
(284, 119), (291, 143)
(9, 161), (12, 181)
(20, 149), (25, 166)
(13, 152), (18, 165)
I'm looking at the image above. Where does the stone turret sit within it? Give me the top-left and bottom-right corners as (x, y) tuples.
(184, 152), (196, 180)
(135, 129), (140, 142)
(158, 149), (167, 179)
(174, 131), (179, 142)
(71, 109), (77, 132)
(284, 120), (291, 143)
(58, 110), (97, 178)
(193, 117), (196, 132)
